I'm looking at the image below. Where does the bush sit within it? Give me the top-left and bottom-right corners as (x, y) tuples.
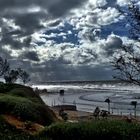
(40, 120), (140, 140)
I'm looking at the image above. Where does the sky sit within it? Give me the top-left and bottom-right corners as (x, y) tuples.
(0, 0), (140, 83)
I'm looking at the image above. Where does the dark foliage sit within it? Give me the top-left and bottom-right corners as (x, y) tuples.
(0, 116), (34, 140)
(112, 2), (140, 85)
(112, 45), (140, 85)
(128, 2), (140, 40)
(0, 56), (30, 84)
(40, 120), (140, 140)
(0, 57), (9, 77)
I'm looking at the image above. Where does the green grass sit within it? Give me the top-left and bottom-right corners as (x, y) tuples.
(0, 83), (25, 93)
(39, 120), (140, 140)
(8, 87), (44, 103)
(2, 116), (140, 140)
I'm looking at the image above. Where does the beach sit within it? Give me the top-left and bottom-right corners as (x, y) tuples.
(49, 106), (140, 123)
(33, 81), (140, 117)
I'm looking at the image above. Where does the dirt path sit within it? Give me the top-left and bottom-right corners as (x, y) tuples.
(3, 115), (44, 134)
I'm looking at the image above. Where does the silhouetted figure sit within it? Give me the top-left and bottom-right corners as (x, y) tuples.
(100, 110), (110, 119)
(60, 90), (64, 96)
(105, 98), (111, 113)
(93, 106), (100, 119)
(59, 108), (68, 121)
(131, 101), (137, 118)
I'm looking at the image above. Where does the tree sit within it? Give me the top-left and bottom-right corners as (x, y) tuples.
(18, 68), (30, 84)
(4, 69), (19, 83)
(0, 56), (30, 84)
(4, 68), (30, 84)
(112, 2), (140, 85)
(112, 45), (140, 85)
(0, 57), (10, 77)
(128, 2), (140, 40)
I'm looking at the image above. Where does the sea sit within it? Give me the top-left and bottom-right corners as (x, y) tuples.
(32, 81), (140, 116)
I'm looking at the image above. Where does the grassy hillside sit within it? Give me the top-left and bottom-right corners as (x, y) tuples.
(0, 82), (57, 125)
(0, 82), (58, 139)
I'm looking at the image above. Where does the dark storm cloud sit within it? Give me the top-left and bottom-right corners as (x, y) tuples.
(20, 51), (40, 62)
(47, 0), (85, 17)
(1, 34), (22, 49)
(0, 25), (32, 49)
(30, 61), (114, 82)
(105, 36), (123, 56)
(0, 0), (86, 49)
(106, 0), (117, 7)
(13, 13), (46, 35)
(7, 52), (114, 82)
(0, 0), (86, 21)
(0, 0), (86, 17)
(0, 11), (47, 49)
(0, 47), (12, 59)
(8, 59), (32, 71)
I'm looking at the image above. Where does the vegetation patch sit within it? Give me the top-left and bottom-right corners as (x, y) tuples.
(40, 120), (140, 140)
(0, 94), (56, 125)
(0, 115), (34, 140)
(0, 83), (57, 126)
(9, 87), (43, 103)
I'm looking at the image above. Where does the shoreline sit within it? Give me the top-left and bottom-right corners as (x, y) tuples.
(36, 84), (140, 120)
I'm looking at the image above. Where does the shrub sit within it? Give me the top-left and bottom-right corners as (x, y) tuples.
(41, 120), (140, 140)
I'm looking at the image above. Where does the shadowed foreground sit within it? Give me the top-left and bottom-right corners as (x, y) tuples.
(0, 82), (140, 140)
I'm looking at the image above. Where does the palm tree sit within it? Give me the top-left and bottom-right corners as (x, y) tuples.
(131, 101), (137, 118)
(105, 98), (111, 113)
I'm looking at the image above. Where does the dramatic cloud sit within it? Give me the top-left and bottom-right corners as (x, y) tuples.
(20, 51), (40, 62)
(0, 0), (86, 50)
(0, 0), (138, 82)
(0, 0), (85, 17)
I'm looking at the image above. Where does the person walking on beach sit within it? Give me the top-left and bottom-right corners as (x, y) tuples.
(93, 106), (100, 119)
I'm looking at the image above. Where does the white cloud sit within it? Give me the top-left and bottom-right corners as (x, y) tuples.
(67, 3), (121, 46)
(69, 5), (121, 29)
(26, 33), (125, 67)
(88, 0), (107, 8)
